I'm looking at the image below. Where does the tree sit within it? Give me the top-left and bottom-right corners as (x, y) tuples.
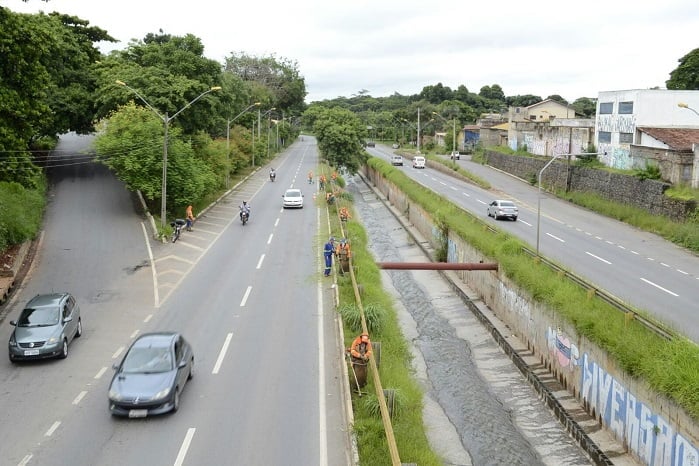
(93, 32), (224, 135)
(94, 102), (217, 214)
(506, 95), (543, 107)
(419, 83), (453, 104)
(571, 97), (597, 118)
(308, 106), (367, 173)
(666, 48), (699, 90)
(224, 52), (307, 114)
(546, 94), (568, 105)
(479, 84), (505, 101)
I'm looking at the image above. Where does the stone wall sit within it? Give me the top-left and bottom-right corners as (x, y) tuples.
(363, 164), (699, 466)
(484, 151), (696, 221)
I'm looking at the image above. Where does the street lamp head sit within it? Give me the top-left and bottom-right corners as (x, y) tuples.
(678, 102), (689, 109)
(254, 102), (261, 106)
(211, 86), (222, 91)
(115, 80), (126, 86)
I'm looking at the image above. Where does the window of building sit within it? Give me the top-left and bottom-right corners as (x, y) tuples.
(598, 131), (612, 143)
(599, 102), (613, 114)
(619, 132), (633, 143)
(618, 101), (634, 114)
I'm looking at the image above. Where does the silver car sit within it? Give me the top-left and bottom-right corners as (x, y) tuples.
(282, 188), (304, 208)
(487, 199), (518, 221)
(8, 292), (82, 362)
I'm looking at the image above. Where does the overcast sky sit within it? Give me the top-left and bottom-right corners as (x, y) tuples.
(4, 0), (699, 104)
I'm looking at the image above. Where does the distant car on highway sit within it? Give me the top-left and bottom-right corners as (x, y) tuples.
(392, 143), (399, 149)
(487, 199), (518, 221)
(366, 141), (375, 147)
(108, 332), (194, 417)
(391, 155), (403, 166)
(282, 188), (304, 208)
(412, 156), (426, 169)
(8, 292), (82, 362)
(450, 151), (460, 160)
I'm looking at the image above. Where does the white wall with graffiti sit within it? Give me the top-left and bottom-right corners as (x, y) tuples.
(545, 325), (699, 466)
(596, 89), (699, 170)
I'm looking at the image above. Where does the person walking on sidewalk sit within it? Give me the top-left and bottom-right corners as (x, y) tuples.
(185, 205), (195, 231)
(323, 237), (335, 276)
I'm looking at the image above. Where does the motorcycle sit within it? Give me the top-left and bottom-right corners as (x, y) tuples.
(170, 219), (186, 243)
(240, 210), (249, 225)
(270, 171), (276, 182)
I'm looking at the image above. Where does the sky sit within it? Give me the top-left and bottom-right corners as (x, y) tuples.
(4, 0), (699, 104)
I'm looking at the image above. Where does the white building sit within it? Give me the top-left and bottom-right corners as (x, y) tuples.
(595, 89), (699, 169)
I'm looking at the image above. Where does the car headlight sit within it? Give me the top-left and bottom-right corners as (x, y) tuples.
(48, 337), (60, 344)
(108, 389), (124, 401)
(9, 335), (17, 347)
(153, 387), (172, 401)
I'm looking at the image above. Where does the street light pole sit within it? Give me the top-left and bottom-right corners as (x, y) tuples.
(226, 102), (260, 187)
(417, 107), (421, 154)
(116, 80), (221, 229)
(432, 111), (457, 155)
(678, 102), (699, 117)
(255, 108), (275, 167)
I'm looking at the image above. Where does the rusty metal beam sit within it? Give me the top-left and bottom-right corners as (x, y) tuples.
(378, 262), (498, 271)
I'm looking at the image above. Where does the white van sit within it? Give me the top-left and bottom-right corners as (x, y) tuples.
(412, 156), (425, 169)
(391, 155), (403, 166)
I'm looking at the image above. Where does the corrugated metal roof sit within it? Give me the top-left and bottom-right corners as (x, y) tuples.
(637, 127), (699, 151)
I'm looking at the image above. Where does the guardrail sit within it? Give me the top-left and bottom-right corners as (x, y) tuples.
(519, 246), (675, 341)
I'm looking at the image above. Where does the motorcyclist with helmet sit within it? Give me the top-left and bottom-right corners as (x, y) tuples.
(239, 200), (251, 222)
(269, 168), (276, 182)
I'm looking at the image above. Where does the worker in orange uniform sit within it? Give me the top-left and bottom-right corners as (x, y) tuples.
(336, 238), (351, 274)
(350, 333), (372, 362)
(339, 206), (351, 222)
(308, 170), (313, 184)
(319, 174), (327, 190)
(331, 171), (338, 182)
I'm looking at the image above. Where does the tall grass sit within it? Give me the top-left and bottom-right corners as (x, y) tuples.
(325, 173), (444, 465)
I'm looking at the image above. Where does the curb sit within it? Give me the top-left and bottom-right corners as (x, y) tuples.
(0, 242), (31, 306)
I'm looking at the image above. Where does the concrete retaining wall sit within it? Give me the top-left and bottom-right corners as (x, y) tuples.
(483, 151), (696, 221)
(364, 164), (699, 466)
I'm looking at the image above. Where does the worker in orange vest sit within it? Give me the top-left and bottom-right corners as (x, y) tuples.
(350, 333), (372, 362)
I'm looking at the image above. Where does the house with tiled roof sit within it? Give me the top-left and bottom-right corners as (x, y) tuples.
(632, 127), (699, 186)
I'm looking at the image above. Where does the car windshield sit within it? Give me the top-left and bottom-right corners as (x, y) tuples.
(121, 346), (173, 373)
(499, 201), (515, 207)
(17, 307), (60, 327)
(286, 191), (301, 198)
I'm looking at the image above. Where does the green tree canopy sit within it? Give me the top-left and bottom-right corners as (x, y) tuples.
(94, 102), (218, 214)
(666, 48), (699, 90)
(308, 106), (367, 173)
(93, 32), (225, 135)
(224, 52), (307, 115)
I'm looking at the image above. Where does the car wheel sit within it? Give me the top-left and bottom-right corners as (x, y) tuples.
(187, 358), (194, 380)
(172, 388), (180, 412)
(75, 317), (82, 338)
(513, 217), (518, 221)
(59, 339), (68, 359)
(9, 353), (16, 363)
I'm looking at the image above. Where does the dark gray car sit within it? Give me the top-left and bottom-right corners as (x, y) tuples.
(108, 332), (194, 417)
(8, 292), (82, 362)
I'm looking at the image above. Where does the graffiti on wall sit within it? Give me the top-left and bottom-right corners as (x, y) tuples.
(581, 353), (699, 466)
(598, 114), (637, 133)
(598, 144), (632, 169)
(546, 327), (580, 371)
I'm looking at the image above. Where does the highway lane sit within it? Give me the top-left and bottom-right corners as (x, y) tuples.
(0, 134), (157, 465)
(1, 137), (351, 466)
(371, 146), (699, 341)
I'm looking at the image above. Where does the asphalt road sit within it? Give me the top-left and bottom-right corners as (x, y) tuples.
(371, 146), (699, 343)
(0, 134), (351, 466)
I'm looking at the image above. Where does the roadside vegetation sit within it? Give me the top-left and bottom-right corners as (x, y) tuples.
(317, 162), (443, 465)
